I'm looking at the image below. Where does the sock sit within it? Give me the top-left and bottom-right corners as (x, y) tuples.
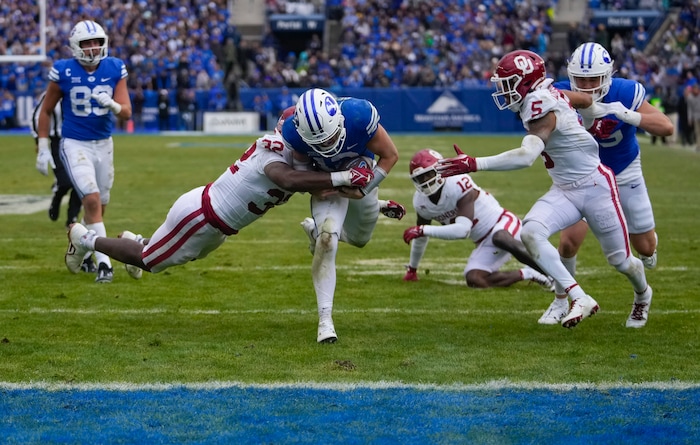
(86, 222), (111, 268)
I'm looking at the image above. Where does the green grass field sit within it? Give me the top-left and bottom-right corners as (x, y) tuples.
(1, 133), (699, 385)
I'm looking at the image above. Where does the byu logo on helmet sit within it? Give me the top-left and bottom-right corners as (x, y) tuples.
(324, 96), (338, 116)
(294, 88), (347, 158)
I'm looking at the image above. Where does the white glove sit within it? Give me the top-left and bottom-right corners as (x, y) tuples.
(605, 101), (642, 127)
(91, 92), (122, 114)
(578, 101), (614, 129)
(35, 138), (56, 176)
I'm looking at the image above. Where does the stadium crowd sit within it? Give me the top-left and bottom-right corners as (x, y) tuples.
(0, 0), (698, 144)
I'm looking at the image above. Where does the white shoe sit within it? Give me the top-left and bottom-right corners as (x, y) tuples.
(538, 298), (569, 325)
(118, 230), (143, 279)
(640, 233), (658, 269)
(65, 224), (92, 274)
(301, 217), (316, 255)
(527, 268), (555, 292)
(626, 286), (652, 328)
(317, 319), (337, 343)
(561, 295), (600, 329)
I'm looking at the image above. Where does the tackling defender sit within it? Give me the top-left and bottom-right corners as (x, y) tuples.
(437, 49), (652, 329)
(65, 108), (375, 282)
(37, 20), (132, 283)
(402, 148), (553, 290)
(281, 88), (405, 343)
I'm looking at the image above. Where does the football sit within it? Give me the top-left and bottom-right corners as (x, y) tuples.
(341, 155), (374, 171)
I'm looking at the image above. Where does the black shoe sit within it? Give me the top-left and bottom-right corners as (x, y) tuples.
(48, 192), (62, 221)
(80, 256), (97, 273)
(95, 263), (114, 283)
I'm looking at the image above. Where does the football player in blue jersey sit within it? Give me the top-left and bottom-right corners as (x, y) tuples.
(548, 42), (674, 328)
(281, 88), (405, 343)
(37, 20), (133, 283)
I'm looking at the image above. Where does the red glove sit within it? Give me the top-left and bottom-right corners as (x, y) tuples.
(588, 118), (618, 140)
(436, 144), (477, 177)
(348, 166), (374, 188)
(403, 225), (424, 244)
(381, 200), (406, 220)
(403, 266), (418, 281)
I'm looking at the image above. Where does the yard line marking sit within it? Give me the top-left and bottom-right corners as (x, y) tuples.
(1, 379), (699, 391)
(1, 307), (698, 316)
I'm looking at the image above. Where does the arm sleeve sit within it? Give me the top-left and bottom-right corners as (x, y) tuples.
(475, 135), (544, 171)
(408, 236), (429, 269)
(421, 216), (473, 240)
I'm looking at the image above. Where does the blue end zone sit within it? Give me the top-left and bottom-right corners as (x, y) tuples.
(2, 387), (699, 443)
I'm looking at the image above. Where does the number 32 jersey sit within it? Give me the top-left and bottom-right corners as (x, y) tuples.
(48, 57), (128, 140)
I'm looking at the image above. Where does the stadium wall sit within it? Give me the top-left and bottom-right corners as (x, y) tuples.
(13, 88), (524, 134)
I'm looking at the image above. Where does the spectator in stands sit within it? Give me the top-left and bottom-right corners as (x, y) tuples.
(0, 90), (17, 129)
(158, 89), (170, 131)
(686, 79), (700, 151)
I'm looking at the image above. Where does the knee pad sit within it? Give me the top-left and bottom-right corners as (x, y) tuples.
(317, 230), (339, 254)
(610, 251), (631, 272)
(520, 221), (548, 251)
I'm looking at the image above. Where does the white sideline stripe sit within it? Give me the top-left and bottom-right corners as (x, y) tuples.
(1, 307), (698, 316)
(1, 379), (699, 392)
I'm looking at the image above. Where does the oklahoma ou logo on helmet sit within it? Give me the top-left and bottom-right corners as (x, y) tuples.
(514, 55), (535, 74)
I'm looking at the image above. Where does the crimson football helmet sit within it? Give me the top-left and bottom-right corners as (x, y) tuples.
(409, 149), (445, 195)
(491, 50), (547, 112)
(275, 105), (296, 134)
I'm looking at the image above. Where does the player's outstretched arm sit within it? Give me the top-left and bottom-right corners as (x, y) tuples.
(264, 162), (373, 193)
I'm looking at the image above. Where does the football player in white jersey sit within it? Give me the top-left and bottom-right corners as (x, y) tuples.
(402, 149), (553, 290)
(37, 20), (133, 283)
(64, 108), (375, 282)
(552, 42), (673, 327)
(437, 49), (652, 329)
(281, 88), (405, 343)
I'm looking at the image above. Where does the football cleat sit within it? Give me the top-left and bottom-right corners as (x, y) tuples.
(626, 286), (652, 328)
(118, 230), (144, 280)
(80, 256), (97, 273)
(317, 319), (337, 344)
(538, 298), (569, 325)
(527, 268), (555, 292)
(65, 223), (92, 274)
(95, 262), (114, 283)
(301, 217), (316, 255)
(561, 295), (599, 329)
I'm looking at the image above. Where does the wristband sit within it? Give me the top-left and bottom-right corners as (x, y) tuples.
(110, 102), (122, 114)
(38, 137), (50, 151)
(620, 109), (641, 127)
(330, 171), (350, 187)
(360, 165), (388, 195)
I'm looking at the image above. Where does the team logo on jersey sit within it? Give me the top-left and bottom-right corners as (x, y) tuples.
(87, 76), (95, 82)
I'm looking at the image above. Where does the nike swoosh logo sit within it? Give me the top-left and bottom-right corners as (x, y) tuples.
(630, 184), (640, 189)
(101, 77), (111, 82)
(347, 144), (358, 149)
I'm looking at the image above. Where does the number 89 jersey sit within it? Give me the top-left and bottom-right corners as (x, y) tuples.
(48, 57), (128, 140)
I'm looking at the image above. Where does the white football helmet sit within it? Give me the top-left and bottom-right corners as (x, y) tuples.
(409, 149), (445, 196)
(568, 42), (614, 102)
(69, 20), (109, 67)
(294, 88), (346, 158)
